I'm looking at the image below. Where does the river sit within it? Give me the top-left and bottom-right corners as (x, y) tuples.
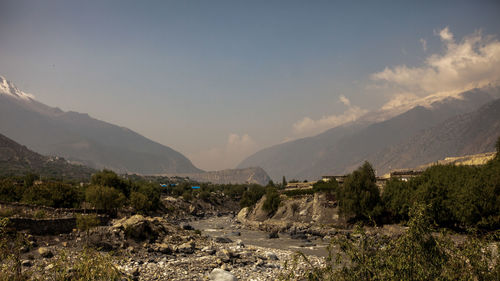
(190, 216), (330, 257)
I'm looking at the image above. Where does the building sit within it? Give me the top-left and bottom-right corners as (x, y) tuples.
(321, 175), (347, 184)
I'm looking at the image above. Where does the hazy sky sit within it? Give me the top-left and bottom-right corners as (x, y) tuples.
(1, 0), (500, 170)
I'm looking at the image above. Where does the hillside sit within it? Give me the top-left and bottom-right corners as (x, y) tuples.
(0, 76), (202, 174)
(167, 167), (271, 186)
(368, 98), (500, 173)
(238, 88), (497, 180)
(0, 133), (95, 180)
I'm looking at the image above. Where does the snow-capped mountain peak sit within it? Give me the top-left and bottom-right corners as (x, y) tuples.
(0, 75), (35, 101)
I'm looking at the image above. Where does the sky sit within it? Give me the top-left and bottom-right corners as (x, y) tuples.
(1, 0), (500, 171)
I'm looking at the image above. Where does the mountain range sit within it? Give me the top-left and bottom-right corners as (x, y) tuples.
(0, 132), (95, 180)
(238, 88), (500, 180)
(0, 76), (201, 175)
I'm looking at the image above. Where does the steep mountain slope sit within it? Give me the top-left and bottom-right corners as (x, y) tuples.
(238, 89), (496, 180)
(368, 98), (500, 173)
(0, 133), (95, 180)
(0, 76), (201, 174)
(168, 167), (271, 186)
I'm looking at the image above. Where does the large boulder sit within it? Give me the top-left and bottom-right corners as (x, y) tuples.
(208, 268), (238, 281)
(112, 215), (171, 241)
(38, 247), (53, 258)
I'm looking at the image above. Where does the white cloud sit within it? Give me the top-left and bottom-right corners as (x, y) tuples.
(292, 95), (368, 137)
(190, 133), (259, 171)
(371, 27), (500, 107)
(339, 95), (351, 106)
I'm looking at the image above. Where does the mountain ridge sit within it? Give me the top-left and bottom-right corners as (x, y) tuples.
(238, 88), (498, 180)
(0, 76), (202, 174)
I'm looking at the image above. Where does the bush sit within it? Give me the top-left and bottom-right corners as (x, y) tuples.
(130, 183), (161, 213)
(199, 190), (211, 202)
(240, 185), (266, 208)
(49, 248), (121, 280)
(130, 192), (150, 213)
(281, 204), (500, 281)
(284, 189), (314, 197)
(85, 185), (125, 211)
(76, 214), (101, 233)
(182, 191), (193, 202)
(262, 188), (281, 214)
(21, 182), (83, 208)
(312, 180), (338, 193)
(91, 170), (131, 197)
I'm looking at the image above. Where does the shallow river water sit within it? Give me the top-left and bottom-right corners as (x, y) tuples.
(190, 216), (330, 257)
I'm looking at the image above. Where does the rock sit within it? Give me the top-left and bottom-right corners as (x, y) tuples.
(61, 242), (68, 247)
(267, 231), (279, 239)
(265, 252), (278, 261)
(132, 268), (140, 277)
(38, 247), (53, 258)
(176, 241), (195, 254)
(202, 246), (216, 255)
(214, 237), (233, 243)
(208, 268), (238, 281)
(291, 232), (308, 240)
(217, 249), (234, 262)
(157, 243), (172, 254)
(45, 264), (54, 270)
(236, 240), (245, 247)
(21, 260), (33, 267)
(230, 231), (241, 236)
(181, 223), (194, 230)
(112, 215), (170, 241)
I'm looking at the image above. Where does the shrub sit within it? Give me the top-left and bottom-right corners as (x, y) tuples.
(76, 214), (101, 233)
(91, 170), (131, 197)
(182, 191), (193, 202)
(21, 182), (83, 208)
(262, 188), (281, 214)
(284, 189), (314, 197)
(130, 191), (150, 213)
(281, 204), (500, 281)
(85, 185), (125, 211)
(240, 185), (266, 208)
(49, 248), (121, 281)
(199, 190), (211, 202)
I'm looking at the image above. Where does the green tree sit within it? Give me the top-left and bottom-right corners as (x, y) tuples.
(85, 185), (125, 211)
(282, 176), (287, 187)
(337, 161), (382, 221)
(91, 170), (130, 197)
(262, 187), (281, 214)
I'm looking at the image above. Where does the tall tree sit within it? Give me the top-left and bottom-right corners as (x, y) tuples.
(337, 161), (382, 221)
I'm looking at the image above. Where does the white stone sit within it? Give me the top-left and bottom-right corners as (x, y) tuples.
(209, 268), (238, 281)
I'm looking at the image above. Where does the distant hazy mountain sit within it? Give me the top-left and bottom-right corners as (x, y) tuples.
(0, 133), (95, 180)
(168, 167), (271, 186)
(238, 88), (498, 180)
(367, 98), (500, 174)
(0, 76), (202, 174)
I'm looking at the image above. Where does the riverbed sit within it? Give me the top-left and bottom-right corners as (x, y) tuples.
(190, 216), (330, 257)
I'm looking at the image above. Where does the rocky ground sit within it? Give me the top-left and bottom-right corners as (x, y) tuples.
(14, 214), (325, 280)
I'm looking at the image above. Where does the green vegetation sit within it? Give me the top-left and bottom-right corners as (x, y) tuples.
(239, 185), (266, 208)
(281, 204), (500, 281)
(85, 185), (125, 212)
(382, 154), (500, 230)
(262, 187), (281, 214)
(283, 180), (338, 197)
(337, 161), (382, 221)
(49, 248), (122, 281)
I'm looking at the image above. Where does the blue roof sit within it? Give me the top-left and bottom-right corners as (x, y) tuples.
(191, 186), (201, 189)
